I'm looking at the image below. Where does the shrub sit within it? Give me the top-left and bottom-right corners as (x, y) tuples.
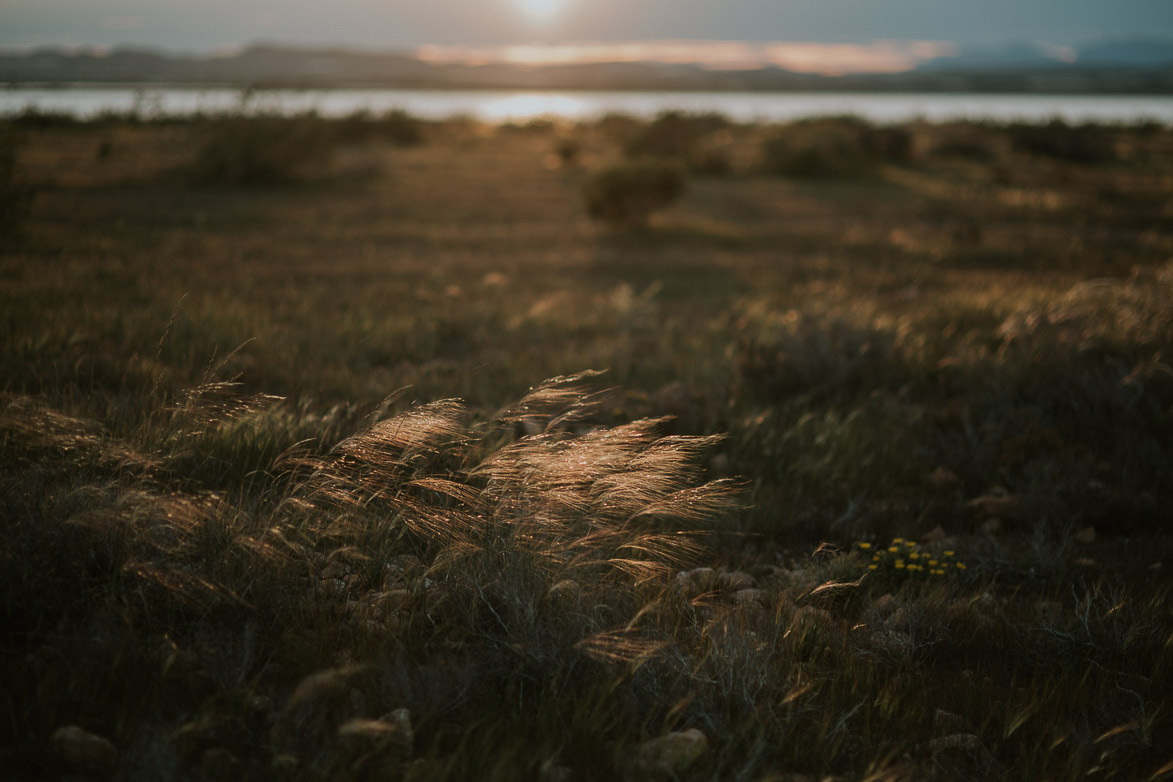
(553, 135), (581, 167)
(761, 116), (910, 178)
(929, 122), (1001, 161)
(187, 114), (335, 186)
(1008, 120), (1117, 163)
(373, 109), (426, 146)
(328, 109), (425, 146)
(583, 158), (687, 227)
(625, 111), (733, 174)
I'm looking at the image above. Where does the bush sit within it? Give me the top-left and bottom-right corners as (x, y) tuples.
(625, 111), (733, 174)
(583, 158), (687, 227)
(187, 114), (335, 186)
(1008, 120), (1117, 163)
(925, 122), (1001, 161)
(761, 116), (911, 178)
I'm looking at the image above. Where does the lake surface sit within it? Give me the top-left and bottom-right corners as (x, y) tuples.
(3, 86), (1171, 124)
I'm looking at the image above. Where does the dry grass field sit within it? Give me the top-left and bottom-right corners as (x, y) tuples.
(2, 110), (1172, 780)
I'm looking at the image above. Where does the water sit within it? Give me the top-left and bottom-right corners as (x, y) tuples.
(2, 86), (1171, 125)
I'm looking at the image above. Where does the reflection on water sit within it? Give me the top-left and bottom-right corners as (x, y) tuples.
(2, 86), (1171, 124)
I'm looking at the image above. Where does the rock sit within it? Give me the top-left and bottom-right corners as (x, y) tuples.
(722, 570), (756, 592)
(927, 467), (961, 490)
(320, 561), (351, 581)
(921, 525), (947, 544)
(871, 593), (897, 617)
(924, 733), (986, 753)
(978, 518), (1002, 535)
(636, 729), (709, 777)
(731, 588), (766, 605)
(672, 568), (755, 599)
(672, 567), (715, 596)
(966, 493), (1023, 521)
(51, 725), (118, 772)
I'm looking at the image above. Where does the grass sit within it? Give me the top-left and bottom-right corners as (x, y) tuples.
(2, 110), (1173, 780)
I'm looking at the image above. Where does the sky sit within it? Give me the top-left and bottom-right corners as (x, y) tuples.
(3, 0), (1172, 56)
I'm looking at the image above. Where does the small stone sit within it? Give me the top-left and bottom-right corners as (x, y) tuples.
(731, 588), (766, 605)
(51, 725), (118, 772)
(672, 568), (715, 597)
(927, 467), (961, 490)
(921, 525), (948, 544)
(636, 729), (709, 777)
(320, 561), (350, 581)
(966, 493), (1023, 521)
(722, 570), (756, 591)
(1075, 526), (1096, 544)
(924, 733), (986, 753)
(871, 593), (896, 616)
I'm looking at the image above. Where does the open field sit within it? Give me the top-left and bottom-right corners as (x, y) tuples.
(3, 110), (1173, 780)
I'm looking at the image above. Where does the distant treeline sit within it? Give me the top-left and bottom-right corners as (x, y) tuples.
(2, 43), (1172, 93)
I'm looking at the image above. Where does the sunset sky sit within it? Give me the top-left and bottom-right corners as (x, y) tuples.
(3, 0), (1172, 71)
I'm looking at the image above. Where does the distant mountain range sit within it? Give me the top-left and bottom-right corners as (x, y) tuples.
(1, 38), (1171, 93)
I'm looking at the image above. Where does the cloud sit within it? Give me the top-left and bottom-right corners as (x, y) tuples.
(416, 39), (956, 75)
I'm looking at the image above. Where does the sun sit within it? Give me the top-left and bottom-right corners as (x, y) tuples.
(515, 0), (565, 20)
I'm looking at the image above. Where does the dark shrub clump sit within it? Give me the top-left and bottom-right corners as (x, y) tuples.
(762, 116), (912, 178)
(188, 114), (335, 186)
(583, 158), (688, 227)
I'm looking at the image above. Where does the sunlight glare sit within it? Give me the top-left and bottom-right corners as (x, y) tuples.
(515, 0), (564, 20)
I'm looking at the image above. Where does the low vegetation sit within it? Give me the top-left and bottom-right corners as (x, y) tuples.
(583, 156), (688, 227)
(2, 108), (1172, 780)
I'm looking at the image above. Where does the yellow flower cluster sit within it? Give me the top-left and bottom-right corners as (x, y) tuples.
(856, 538), (966, 577)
